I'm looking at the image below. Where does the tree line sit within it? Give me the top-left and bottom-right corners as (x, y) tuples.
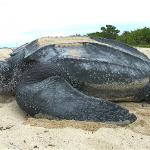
(87, 25), (150, 47)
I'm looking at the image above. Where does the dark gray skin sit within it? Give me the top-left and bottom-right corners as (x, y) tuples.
(0, 38), (150, 124)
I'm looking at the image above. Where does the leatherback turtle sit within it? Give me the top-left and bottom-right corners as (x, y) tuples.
(0, 37), (150, 124)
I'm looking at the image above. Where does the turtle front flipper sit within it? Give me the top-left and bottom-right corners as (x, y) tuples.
(16, 76), (136, 124)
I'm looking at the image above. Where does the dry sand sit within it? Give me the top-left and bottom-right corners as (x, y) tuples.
(0, 39), (150, 150)
(0, 48), (12, 60)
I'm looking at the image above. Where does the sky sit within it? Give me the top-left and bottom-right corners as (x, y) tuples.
(0, 0), (150, 47)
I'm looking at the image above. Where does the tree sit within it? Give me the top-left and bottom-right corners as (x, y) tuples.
(87, 25), (150, 47)
(88, 25), (120, 40)
(117, 31), (136, 45)
(117, 27), (150, 47)
(100, 25), (120, 39)
(87, 32), (101, 38)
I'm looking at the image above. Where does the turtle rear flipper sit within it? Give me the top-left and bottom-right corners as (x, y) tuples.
(16, 76), (136, 124)
(134, 82), (150, 103)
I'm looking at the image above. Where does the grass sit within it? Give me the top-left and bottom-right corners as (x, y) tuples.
(134, 45), (150, 48)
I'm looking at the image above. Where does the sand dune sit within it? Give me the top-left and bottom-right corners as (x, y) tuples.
(0, 40), (150, 150)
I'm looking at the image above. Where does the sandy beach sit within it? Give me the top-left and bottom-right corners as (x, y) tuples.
(0, 38), (150, 150)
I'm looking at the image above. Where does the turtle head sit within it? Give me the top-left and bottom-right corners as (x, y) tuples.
(0, 60), (15, 94)
(0, 47), (26, 95)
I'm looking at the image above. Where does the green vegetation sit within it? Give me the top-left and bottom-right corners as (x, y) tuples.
(88, 25), (120, 40)
(87, 25), (150, 47)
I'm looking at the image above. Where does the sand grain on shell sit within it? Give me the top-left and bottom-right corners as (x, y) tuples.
(0, 39), (150, 150)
